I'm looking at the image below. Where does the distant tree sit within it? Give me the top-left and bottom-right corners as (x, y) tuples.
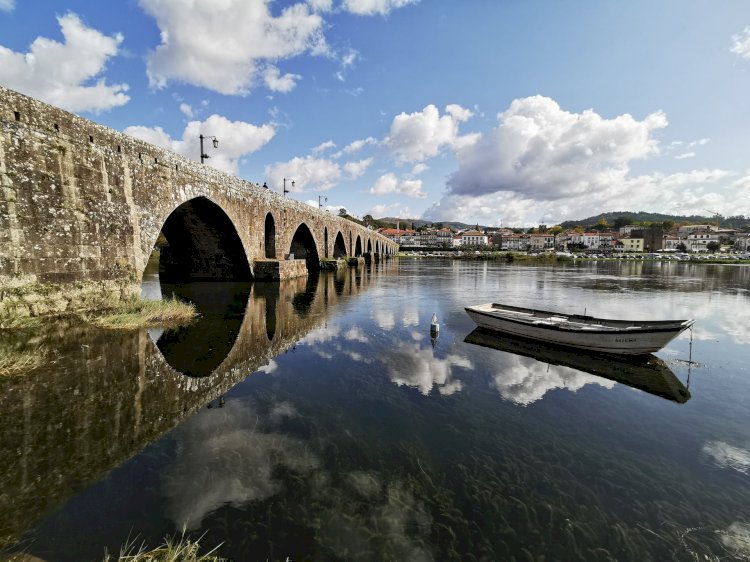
(339, 208), (348, 217)
(362, 214), (374, 224)
(613, 216), (635, 229)
(662, 220), (675, 232)
(549, 225), (563, 235)
(676, 242), (687, 252)
(574, 225), (584, 233)
(706, 241), (721, 252)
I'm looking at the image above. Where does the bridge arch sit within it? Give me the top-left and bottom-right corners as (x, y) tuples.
(264, 212), (277, 259)
(323, 227), (329, 258)
(157, 196), (251, 282)
(367, 239), (372, 253)
(355, 235), (362, 257)
(289, 222), (320, 270)
(333, 231), (347, 258)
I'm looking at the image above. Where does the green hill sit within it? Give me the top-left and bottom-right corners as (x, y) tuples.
(559, 211), (749, 231)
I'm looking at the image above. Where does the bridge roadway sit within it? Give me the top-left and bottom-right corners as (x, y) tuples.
(0, 85), (398, 290)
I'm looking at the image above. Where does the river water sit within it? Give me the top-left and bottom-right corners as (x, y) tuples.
(1, 259), (749, 561)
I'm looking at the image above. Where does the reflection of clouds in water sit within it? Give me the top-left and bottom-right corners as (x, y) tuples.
(720, 307), (750, 345)
(402, 308), (420, 327)
(162, 400), (318, 530)
(373, 309), (395, 330)
(684, 325), (717, 341)
(721, 522), (750, 558)
(492, 355), (614, 405)
(344, 326), (368, 342)
(257, 359), (278, 374)
(147, 327), (164, 343)
(300, 324), (341, 345)
(346, 471), (381, 498)
(343, 350), (372, 363)
(373, 306), (420, 331)
(386, 343), (471, 396)
(702, 441), (750, 474)
(313, 472), (433, 562)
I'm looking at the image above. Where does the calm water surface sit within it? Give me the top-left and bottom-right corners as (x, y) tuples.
(2, 259), (749, 561)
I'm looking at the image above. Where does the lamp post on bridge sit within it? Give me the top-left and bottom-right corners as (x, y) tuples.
(199, 134), (219, 164)
(319, 195), (327, 209)
(283, 178), (294, 196)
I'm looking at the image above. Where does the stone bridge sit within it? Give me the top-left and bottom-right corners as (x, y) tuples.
(0, 85), (398, 291)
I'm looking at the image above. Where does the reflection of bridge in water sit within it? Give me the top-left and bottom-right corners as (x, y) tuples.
(0, 262), (391, 548)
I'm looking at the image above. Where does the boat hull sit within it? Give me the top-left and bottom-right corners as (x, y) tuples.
(465, 305), (693, 355)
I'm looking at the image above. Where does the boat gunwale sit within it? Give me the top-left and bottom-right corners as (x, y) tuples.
(465, 303), (694, 335)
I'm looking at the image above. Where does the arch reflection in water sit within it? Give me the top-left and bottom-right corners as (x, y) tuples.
(152, 270), (353, 377)
(156, 282), (252, 377)
(464, 328), (691, 404)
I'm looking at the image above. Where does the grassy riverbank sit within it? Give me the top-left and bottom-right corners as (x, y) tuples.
(83, 295), (197, 330)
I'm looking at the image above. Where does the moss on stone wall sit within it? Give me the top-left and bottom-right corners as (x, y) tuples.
(0, 275), (137, 327)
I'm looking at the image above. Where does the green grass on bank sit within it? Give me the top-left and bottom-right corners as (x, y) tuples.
(0, 345), (46, 377)
(83, 296), (198, 330)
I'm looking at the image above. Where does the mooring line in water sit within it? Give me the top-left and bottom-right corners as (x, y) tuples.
(686, 326), (694, 389)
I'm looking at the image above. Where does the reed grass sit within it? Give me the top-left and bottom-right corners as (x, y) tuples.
(0, 346), (45, 376)
(103, 532), (225, 562)
(84, 296), (197, 330)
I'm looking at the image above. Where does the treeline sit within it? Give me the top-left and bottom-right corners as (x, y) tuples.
(560, 212), (750, 231)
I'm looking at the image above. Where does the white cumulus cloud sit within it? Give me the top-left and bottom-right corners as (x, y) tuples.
(342, 0), (419, 16)
(730, 26), (750, 59)
(343, 158), (373, 178)
(141, 0), (327, 95)
(265, 155), (342, 191)
(425, 167), (732, 227)
(386, 103), (477, 164)
(369, 173), (426, 198)
(125, 114), (275, 175)
(312, 140), (337, 154)
(447, 95), (667, 200)
(263, 65), (302, 93)
(421, 96), (744, 226)
(0, 13), (129, 113)
(0, 0), (15, 13)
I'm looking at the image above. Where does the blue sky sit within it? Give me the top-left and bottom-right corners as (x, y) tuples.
(1, 0), (749, 226)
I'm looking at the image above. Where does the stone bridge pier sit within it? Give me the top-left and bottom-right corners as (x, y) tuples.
(0, 86), (399, 307)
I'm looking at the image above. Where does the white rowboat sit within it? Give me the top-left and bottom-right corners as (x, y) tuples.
(465, 303), (695, 355)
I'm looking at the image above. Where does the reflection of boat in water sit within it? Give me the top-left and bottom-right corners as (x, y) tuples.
(464, 328), (691, 403)
(465, 303), (694, 355)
